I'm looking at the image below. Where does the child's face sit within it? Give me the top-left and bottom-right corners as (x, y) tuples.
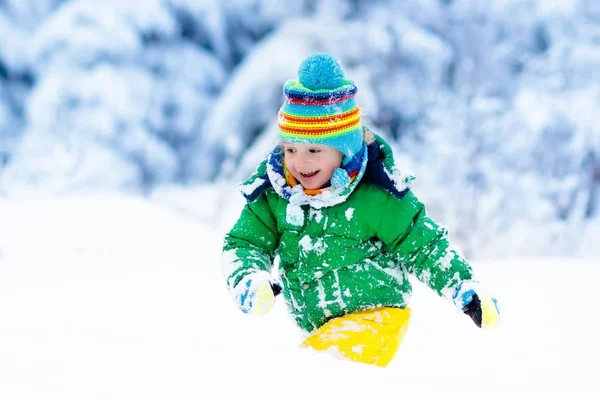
(283, 142), (343, 190)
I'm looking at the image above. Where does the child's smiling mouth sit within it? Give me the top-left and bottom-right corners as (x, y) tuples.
(300, 170), (319, 178)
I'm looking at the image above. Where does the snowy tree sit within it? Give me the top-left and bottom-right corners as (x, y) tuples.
(0, 0), (68, 29)
(0, 7), (35, 179)
(170, 0), (315, 67)
(0, 0), (226, 194)
(506, 3), (600, 256)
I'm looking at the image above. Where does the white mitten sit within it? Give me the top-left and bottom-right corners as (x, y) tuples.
(232, 271), (282, 316)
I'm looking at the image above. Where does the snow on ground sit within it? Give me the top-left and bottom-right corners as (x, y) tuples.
(0, 194), (598, 400)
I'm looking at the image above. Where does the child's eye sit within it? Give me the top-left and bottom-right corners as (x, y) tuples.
(309, 149), (321, 154)
(285, 148), (296, 154)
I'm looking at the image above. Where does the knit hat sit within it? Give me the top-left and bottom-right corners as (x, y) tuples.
(277, 53), (363, 166)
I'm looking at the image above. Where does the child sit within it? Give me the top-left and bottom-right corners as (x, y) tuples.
(221, 53), (500, 367)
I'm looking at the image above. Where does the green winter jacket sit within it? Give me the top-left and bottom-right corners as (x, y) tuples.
(222, 134), (473, 333)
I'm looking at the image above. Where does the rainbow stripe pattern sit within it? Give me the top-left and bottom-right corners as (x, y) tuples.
(277, 53), (364, 164)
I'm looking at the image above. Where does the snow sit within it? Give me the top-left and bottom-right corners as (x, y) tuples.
(240, 177), (266, 197)
(309, 208), (324, 223)
(299, 235), (326, 256)
(0, 10), (29, 70)
(345, 207), (354, 221)
(30, 0), (177, 66)
(1, 2), (599, 393)
(285, 203), (304, 227)
(0, 194), (598, 399)
(434, 248), (454, 272)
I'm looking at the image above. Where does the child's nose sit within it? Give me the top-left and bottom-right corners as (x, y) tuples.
(297, 157), (313, 169)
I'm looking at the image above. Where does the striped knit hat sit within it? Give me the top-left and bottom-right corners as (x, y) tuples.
(278, 53), (363, 166)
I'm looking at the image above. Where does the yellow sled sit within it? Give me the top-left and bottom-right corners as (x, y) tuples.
(300, 307), (411, 367)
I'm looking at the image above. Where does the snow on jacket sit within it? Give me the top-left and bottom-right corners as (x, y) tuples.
(222, 134), (474, 333)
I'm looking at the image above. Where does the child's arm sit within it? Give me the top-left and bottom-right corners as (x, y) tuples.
(378, 190), (499, 328)
(222, 193), (281, 315)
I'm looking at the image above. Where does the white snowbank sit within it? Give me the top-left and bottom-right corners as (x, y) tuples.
(0, 195), (598, 399)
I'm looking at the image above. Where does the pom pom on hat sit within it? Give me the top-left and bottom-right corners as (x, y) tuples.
(298, 53), (346, 90)
(278, 53), (364, 164)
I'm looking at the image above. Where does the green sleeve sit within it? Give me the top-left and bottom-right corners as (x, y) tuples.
(222, 192), (280, 290)
(377, 190), (473, 298)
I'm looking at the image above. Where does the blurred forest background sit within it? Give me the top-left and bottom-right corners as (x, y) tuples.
(1, 0), (598, 259)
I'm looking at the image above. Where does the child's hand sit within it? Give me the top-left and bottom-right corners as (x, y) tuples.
(461, 292), (500, 329)
(453, 282), (500, 329)
(233, 271), (282, 316)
